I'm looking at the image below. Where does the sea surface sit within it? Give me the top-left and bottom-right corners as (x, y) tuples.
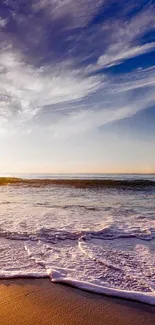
(0, 173), (155, 305)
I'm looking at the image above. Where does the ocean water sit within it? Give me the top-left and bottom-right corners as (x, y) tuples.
(0, 174), (155, 305)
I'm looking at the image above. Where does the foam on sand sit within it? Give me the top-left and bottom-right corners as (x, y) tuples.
(49, 270), (155, 305)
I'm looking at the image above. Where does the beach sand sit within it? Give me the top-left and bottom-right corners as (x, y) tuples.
(0, 278), (155, 325)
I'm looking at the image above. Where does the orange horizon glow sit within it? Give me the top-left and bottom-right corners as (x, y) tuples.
(1, 166), (155, 175)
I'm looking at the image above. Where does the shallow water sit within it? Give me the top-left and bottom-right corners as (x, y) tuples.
(0, 174), (155, 304)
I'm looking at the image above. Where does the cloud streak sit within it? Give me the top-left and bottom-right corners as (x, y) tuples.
(0, 47), (102, 123)
(0, 0), (155, 138)
(97, 43), (155, 68)
(0, 17), (8, 28)
(32, 0), (104, 27)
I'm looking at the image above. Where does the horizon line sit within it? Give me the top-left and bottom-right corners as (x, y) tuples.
(1, 172), (155, 175)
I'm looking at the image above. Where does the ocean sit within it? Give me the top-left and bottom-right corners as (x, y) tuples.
(0, 174), (155, 305)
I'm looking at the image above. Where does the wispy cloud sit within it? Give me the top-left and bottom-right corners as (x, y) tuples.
(32, 0), (104, 27)
(87, 4), (155, 71)
(0, 48), (102, 123)
(106, 66), (155, 94)
(0, 17), (8, 29)
(0, 0), (155, 138)
(97, 43), (155, 68)
(47, 85), (155, 138)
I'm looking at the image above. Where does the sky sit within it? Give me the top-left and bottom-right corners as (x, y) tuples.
(0, 0), (155, 174)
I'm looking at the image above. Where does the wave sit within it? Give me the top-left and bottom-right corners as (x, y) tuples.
(1, 226), (155, 305)
(49, 270), (155, 306)
(0, 268), (154, 305)
(0, 177), (155, 189)
(0, 226), (154, 243)
(0, 271), (47, 279)
(0, 264), (154, 305)
(36, 203), (100, 211)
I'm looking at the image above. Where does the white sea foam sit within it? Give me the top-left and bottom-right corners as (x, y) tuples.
(0, 235), (155, 305)
(50, 272), (155, 305)
(0, 176), (155, 305)
(0, 270), (47, 279)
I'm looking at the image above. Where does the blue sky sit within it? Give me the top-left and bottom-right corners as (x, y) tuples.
(0, 0), (155, 173)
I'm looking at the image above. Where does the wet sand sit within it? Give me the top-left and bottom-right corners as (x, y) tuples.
(0, 278), (155, 325)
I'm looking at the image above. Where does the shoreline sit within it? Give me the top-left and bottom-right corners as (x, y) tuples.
(0, 278), (155, 325)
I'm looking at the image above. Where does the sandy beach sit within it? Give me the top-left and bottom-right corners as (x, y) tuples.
(0, 278), (155, 325)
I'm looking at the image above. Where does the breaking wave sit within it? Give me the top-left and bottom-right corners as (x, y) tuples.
(0, 177), (155, 189)
(0, 226), (154, 243)
(0, 225), (155, 305)
(0, 174), (155, 305)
